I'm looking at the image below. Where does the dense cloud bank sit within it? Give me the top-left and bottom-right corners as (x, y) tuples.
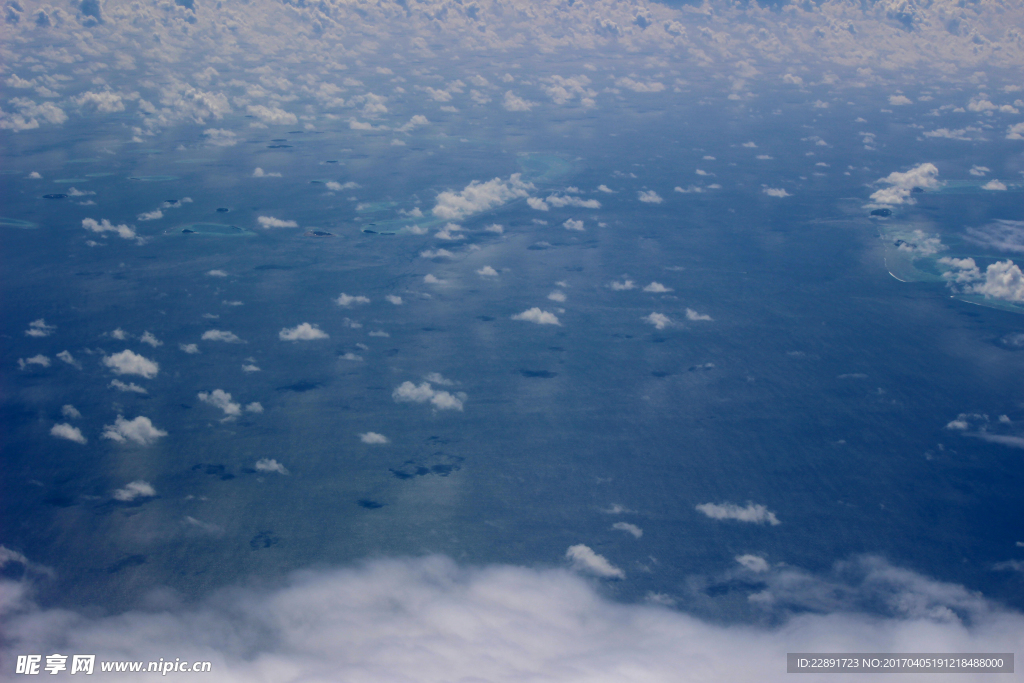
(2, 0), (1023, 134)
(1, 553), (1022, 682)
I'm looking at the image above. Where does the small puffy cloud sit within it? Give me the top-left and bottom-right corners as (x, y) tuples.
(27, 171), (42, 179)
(57, 351), (81, 369)
(198, 389), (241, 416)
(735, 555), (770, 572)
(615, 77), (665, 93)
(424, 373), (455, 386)
(742, 142), (757, 148)
(245, 402), (264, 414)
(982, 179), (1007, 191)
(335, 293), (370, 307)
(612, 522), (643, 538)
(202, 330), (244, 343)
(392, 381), (464, 411)
(258, 216), (298, 229)
(359, 432), (390, 444)
(102, 415), (168, 446)
(1006, 123), (1024, 140)
(638, 190), (663, 204)
(179, 343), (200, 354)
(597, 185), (614, 193)
(888, 95), (913, 106)
(103, 350), (158, 379)
(397, 114), (429, 133)
(255, 458), (288, 474)
(548, 290), (567, 302)
(512, 308), (560, 325)
(242, 364), (261, 373)
(563, 219), (584, 231)
(113, 481), (156, 502)
(922, 128), (982, 141)
(869, 163), (939, 205)
(762, 187), (791, 198)
(82, 218), (136, 240)
(527, 197), (549, 211)
(138, 209), (163, 221)
(74, 90), (125, 113)
(782, 73), (803, 85)
(25, 318), (55, 337)
(17, 355), (50, 370)
(643, 312), (672, 330)
(503, 91), (536, 112)
(609, 279), (636, 291)
(140, 331), (162, 347)
(253, 167), (283, 178)
(969, 166), (990, 176)
(62, 405), (81, 420)
(326, 181), (359, 191)
(51, 423), (86, 444)
(424, 274), (444, 284)
(565, 544), (625, 579)
(477, 266), (499, 277)
(643, 282), (672, 293)
(110, 379), (147, 394)
(421, 249), (455, 259)
(207, 270), (227, 277)
(385, 295), (403, 305)
(279, 323), (329, 341)
(340, 352), (364, 362)
(696, 502), (780, 525)
(111, 328), (127, 340)
(484, 223), (504, 234)
(247, 104), (298, 125)
(203, 128), (237, 147)
(686, 308), (713, 321)
(433, 174), (534, 221)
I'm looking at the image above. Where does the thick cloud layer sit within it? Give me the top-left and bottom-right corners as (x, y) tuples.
(1, 554), (1021, 682)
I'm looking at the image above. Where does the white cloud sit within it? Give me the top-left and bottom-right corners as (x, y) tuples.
(888, 94), (913, 105)
(982, 179), (1007, 191)
(112, 480), (156, 502)
(969, 166), (990, 176)
(202, 330), (244, 343)
(1007, 123), (1024, 140)
(61, 405), (81, 420)
(140, 331), (162, 347)
(392, 381), (464, 411)
(111, 329), (127, 340)
(424, 274), (444, 284)
(544, 195), (601, 209)
(638, 190), (663, 204)
(50, 423), (86, 444)
(644, 312), (672, 330)
(25, 319), (55, 337)
(484, 223), (504, 234)
(340, 352), (364, 362)
(421, 249), (455, 259)
(548, 291), (566, 302)
(610, 279), (636, 291)
(433, 174), (534, 221)
(82, 217), (136, 240)
(385, 295), (403, 305)
(503, 91), (536, 111)
(247, 104), (298, 125)
(615, 77), (665, 93)
(255, 458), (288, 474)
(762, 187), (791, 198)
(103, 350), (158, 379)
(696, 502), (781, 526)
(180, 343), (200, 354)
(110, 379), (147, 394)
(612, 522), (643, 538)
(643, 282), (672, 293)
(258, 216), (298, 229)
(198, 389), (241, 416)
(245, 402), (264, 414)
(336, 293), (371, 307)
(527, 197), (549, 211)
(512, 308), (561, 325)
(939, 257), (1024, 303)
(207, 270), (228, 277)
(203, 128), (237, 146)
(326, 181), (359, 191)
(869, 163), (939, 205)
(686, 308), (713, 321)
(597, 185), (614, 193)
(2, 553), (1022, 682)
(736, 555), (770, 572)
(565, 544), (625, 579)
(253, 167), (283, 178)
(242, 364), (261, 373)
(563, 219), (584, 231)
(17, 355), (50, 370)
(964, 220), (1024, 253)
(477, 266), (499, 277)
(280, 323), (329, 341)
(74, 90), (125, 113)
(101, 415), (167, 446)
(359, 432), (390, 444)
